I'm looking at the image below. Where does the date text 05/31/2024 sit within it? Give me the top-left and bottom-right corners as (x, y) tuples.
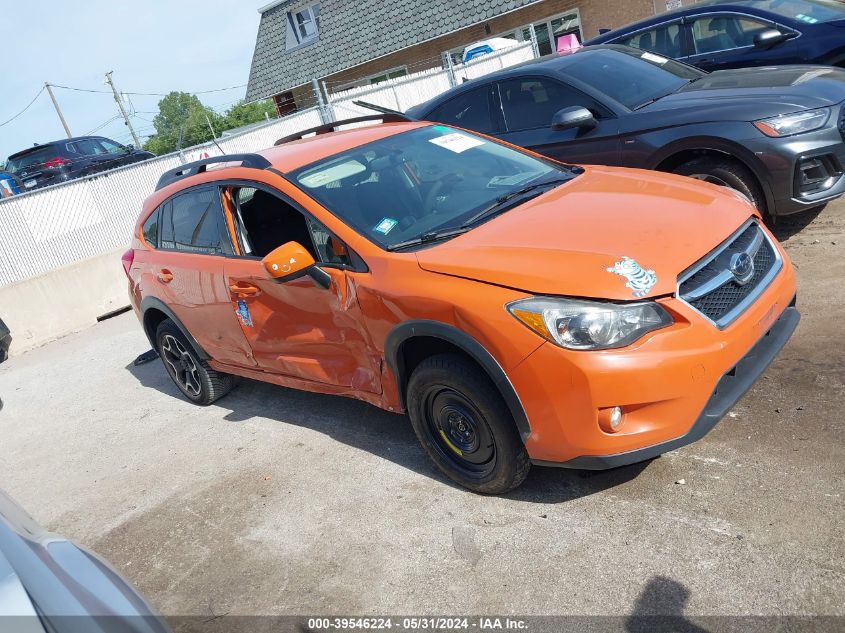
(306, 617), (529, 630)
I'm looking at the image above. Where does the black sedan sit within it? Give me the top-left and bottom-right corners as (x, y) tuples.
(407, 45), (845, 218)
(586, 0), (845, 73)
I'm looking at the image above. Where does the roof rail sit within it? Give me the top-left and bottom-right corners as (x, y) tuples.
(155, 153), (272, 191)
(273, 113), (414, 146)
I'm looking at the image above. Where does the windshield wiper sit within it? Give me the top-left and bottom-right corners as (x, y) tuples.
(460, 177), (571, 228)
(386, 226), (471, 252)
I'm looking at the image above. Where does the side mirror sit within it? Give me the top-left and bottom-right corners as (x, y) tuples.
(754, 29), (789, 49)
(261, 241), (331, 289)
(551, 106), (597, 132)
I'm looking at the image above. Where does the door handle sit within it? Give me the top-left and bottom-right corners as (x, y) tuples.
(229, 282), (260, 297)
(157, 269), (174, 283)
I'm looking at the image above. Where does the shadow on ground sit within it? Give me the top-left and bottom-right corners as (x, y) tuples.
(627, 576), (711, 633)
(770, 205), (824, 241)
(126, 356), (651, 502)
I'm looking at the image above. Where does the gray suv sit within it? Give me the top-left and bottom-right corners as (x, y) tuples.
(408, 45), (845, 218)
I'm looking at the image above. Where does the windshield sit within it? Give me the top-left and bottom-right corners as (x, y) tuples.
(753, 0), (845, 23)
(564, 47), (703, 110)
(289, 125), (574, 250)
(6, 147), (55, 173)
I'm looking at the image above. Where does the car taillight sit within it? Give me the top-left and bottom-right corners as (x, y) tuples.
(44, 157), (71, 169)
(121, 249), (135, 277)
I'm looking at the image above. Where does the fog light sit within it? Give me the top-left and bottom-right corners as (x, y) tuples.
(598, 406), (625, 433)
(610, 406), (623, 430)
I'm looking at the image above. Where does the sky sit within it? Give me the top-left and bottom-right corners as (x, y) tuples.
(0, 0), (263, 161)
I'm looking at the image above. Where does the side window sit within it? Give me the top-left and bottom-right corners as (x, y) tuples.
(690, 15), (770, 54)
(306, 216), (353, 267)
(160, 189), (233, 255)
(428, 86), (495, 134)
(98, 139), (126, 154)
(75, 139), (106, 156)
(231, 186), (318, 260)
(619, 23), (682, 58)
(142, 208), (159, 247)
(498, 78), (603, 132)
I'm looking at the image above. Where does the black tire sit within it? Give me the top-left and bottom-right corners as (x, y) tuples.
(673, 157), (767, 216)
(406, 354), (530, 494)
(155, 319), (236, 405)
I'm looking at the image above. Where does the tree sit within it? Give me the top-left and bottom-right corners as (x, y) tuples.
(143, 91), (224, 155)
(143, 93), (278, 155)
(221, 100), (277, 131)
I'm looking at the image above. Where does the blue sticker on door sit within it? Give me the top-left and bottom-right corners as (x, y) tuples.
(236, 299), (253, 328)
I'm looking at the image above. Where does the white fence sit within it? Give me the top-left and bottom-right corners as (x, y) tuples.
(329, 42), (534, 119)
(0, 108), (322, 287)
(0, 43), (535, 288)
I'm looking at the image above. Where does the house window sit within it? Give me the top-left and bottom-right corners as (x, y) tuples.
(521, 10), (583, 56)
(286, 3), (320, 49)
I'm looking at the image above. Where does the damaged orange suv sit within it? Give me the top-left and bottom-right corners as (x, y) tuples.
(125, 117), (799, 493)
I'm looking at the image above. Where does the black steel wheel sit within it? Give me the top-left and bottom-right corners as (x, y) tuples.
(407, 354), (530, 494)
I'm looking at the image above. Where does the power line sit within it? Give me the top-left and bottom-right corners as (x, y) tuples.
(49, 83), (247, 97)
(0, 86), (45, 128)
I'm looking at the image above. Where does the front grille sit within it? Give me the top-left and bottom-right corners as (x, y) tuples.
(678, 221), (781, 328)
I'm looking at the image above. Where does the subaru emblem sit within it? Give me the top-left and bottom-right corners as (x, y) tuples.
(729, 252), (754, 285)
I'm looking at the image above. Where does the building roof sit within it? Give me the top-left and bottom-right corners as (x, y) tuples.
(245, 0), (542, 102)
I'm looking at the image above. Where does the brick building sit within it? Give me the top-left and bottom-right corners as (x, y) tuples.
(245, 0), (697, 112)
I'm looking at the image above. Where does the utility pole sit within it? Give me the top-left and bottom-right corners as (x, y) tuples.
(44, 82), (72, 138)
(104, 71), (140, 147)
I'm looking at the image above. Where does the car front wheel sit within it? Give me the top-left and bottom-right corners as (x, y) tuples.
(155, 319), (236, 405)
(406, 354), (530, 494)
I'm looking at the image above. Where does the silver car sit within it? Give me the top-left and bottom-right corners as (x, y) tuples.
(0, 489), (170, 633)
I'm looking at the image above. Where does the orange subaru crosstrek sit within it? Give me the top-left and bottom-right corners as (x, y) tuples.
(124, 117), (799, 493)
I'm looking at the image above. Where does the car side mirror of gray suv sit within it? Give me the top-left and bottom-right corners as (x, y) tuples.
(551, 106), (597, 132)
(754, 29), (790, 49)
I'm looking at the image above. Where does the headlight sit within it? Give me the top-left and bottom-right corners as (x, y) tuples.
(753, 108), (831, 137)
(507, 297), (673, 350)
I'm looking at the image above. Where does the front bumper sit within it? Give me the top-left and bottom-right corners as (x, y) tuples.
(745, 113), (845, 216)
(537, 304), (799, 469)
(510, 250), (798, 466)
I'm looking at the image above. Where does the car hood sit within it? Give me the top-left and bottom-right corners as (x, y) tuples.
(640, 65), (845, 119)
(415, 166), (754, 300)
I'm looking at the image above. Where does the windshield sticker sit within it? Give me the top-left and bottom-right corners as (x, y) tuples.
(607, 257), (657, 298)
(641, 52), (668, 65)
(429, 133), (485, 154)
(373, 217), (398, 235)
(796, 13), (819, 23)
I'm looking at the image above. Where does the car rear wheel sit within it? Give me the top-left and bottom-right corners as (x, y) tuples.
(406, 354), (530, 494)
(673, 157), (767, 216)
(155, 319), (236, 405)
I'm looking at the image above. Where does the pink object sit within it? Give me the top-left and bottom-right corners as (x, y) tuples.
(556, 33), (582, 54)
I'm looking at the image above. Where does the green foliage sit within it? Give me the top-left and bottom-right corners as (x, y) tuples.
(221, 100), (277, 131)
(142, 93), (277, 155)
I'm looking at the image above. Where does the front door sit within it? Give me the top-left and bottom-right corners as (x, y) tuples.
(683, 13), (798, 72)
(221, 184), (381, 393)
(494, 77), (621, 166)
